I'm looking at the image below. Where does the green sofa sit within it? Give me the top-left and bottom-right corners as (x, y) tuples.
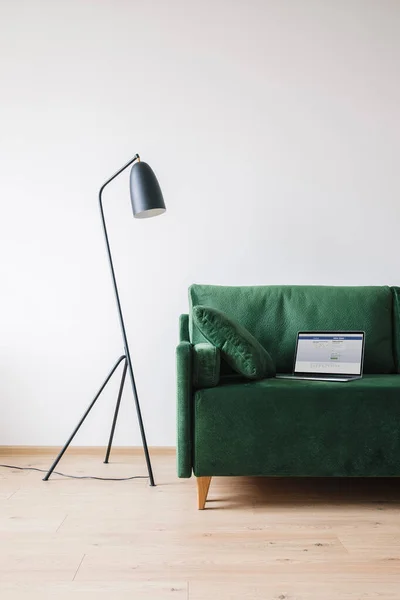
(177, 285), (400, 509)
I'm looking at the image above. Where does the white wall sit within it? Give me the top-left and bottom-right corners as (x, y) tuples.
(0, 0), (399, 447)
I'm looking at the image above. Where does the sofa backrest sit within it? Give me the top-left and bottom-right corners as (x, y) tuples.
(189, 284), (396, 374)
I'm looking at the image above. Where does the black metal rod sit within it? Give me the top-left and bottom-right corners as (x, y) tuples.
(43, 355), (126, 481)
(104, 358), (128, 464)
(99, 156), (155, 486)
(99, 154), (140, 196)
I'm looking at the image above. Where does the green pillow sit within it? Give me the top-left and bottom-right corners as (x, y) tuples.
(192, 305), (276, 380)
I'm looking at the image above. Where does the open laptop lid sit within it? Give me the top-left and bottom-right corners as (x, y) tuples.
(293, 331), (365, 377)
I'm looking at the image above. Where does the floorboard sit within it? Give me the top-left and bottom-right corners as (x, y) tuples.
(1, 452), (400, 598)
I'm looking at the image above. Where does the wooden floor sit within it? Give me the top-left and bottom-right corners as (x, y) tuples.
(1, 451), (400, 599)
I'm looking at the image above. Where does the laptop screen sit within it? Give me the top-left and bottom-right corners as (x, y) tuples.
(294, 332), (364, 376)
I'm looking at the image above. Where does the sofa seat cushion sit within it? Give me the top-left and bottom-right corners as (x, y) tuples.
(189, 285), (395, 374)
(194, 375), (400, 477)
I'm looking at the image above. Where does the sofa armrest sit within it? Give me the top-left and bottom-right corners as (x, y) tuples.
(176, 340), (193, 478)
(179, 314), (190, 343)
(193, 343), (220, 388)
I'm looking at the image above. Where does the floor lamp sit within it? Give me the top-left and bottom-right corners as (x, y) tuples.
(43, 154), (166, 485)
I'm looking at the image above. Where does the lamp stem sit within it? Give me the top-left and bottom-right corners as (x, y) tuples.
(99, 154), (140, 194)
(98, 155), (155, 486)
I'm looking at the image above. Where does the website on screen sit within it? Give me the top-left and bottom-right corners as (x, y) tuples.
(295, 334), (363, 375)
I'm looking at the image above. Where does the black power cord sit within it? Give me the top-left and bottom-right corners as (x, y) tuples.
(0, 464), (148, 481)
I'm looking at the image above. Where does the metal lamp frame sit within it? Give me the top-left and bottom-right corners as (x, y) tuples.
(43, 154), (155, 485)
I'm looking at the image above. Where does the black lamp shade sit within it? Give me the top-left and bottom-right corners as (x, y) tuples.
(129, 161), (166, 219)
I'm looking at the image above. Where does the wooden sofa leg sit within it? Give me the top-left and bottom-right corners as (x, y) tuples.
(196, 476), (212, 510)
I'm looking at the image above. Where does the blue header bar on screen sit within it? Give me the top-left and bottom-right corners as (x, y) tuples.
(298, 335), (363, 340)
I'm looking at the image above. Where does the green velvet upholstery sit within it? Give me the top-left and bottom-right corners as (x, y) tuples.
(193, 375), (400, 477)
(193, 305), (275, 380)
(179, 313), (190, 343)
(189, 284), (395, 374)
(192, 343), (220, 388)
(392, 287), (400, 373)
(176, 340), (192, 478)
(177, 286), (400, 480)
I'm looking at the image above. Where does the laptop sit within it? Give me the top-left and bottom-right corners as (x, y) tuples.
(276, 331), (365, 382)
